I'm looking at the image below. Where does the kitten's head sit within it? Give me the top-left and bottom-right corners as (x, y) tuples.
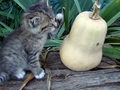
(22, 0), (57, 34)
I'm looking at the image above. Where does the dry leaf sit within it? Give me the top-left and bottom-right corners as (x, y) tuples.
(97, 65), (120, 69)
(108, 57), (120, 65)
(41, 50), (52, 90)
(98, 56), (120, 69)
(19, 73), (34, 90)
(45, 66), (52, 90)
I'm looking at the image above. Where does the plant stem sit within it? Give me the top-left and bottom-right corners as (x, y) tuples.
(90, 0), (101, 20)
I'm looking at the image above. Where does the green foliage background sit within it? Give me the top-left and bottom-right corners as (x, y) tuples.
(0, 0), (120, 59)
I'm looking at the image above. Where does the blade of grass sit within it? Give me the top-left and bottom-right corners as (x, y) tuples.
(57, 23), (65, 38)
(91, 0), (96, 3)
(103, 47), (120, 59)
(0, 11), (14, 19)
(80, 0), (93, 11)
(108, 26), (120, 31)
(105, 38), (120, 45)
(0, 21), (13, 31)
(64, 0), (70, 33)
(107, 12), (120, 26)
(74, 0), (81, 13)
(44, 39), (62, 47)
(14, 0), (39, 10)
(68, 3), (78, 23)
(113, 45), (120, 51)
(100, 0), (120, 26)
(0, 28), (11, 37)
(108, 32), (120, 37)
(13, 0), (26, 10)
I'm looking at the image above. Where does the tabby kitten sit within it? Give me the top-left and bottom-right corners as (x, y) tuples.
(0, 0), (63, 84)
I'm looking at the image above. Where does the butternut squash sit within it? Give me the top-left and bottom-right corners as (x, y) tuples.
(60, 1), (107, 71)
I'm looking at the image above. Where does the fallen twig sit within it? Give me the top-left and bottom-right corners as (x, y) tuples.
(97, 65), (120, 69)
(41, 50), (53, 90)
(19, 73), (34, 90)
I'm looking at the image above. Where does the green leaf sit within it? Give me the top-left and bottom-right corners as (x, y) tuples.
(107, 12), (120, 26)
(103, 47), (120, 59)
(105, 38), (120, 45)
(13, 0), (39, 10)
(57, 23), (65, 38)
(44, 39), (62, 47)
(0, 28), (11, 37)
(0, 11), (14, 19)
(108, 32), (120, 37)
(79, 0), (94, 11)
(74, 0), (81, 13)
(108, 26), (120, 31)
(100, 0), (120, 26)
(13, 0), (26, 10)
(112, 45), (120, 51)
(0, 21), (13, 32)
(91, 0), (96, 2)
(64, 0), (71, 33)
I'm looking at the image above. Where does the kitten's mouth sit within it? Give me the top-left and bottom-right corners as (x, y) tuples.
(40, 22), (57, 33)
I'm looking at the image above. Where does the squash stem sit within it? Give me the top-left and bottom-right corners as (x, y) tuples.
(90, 0), (101, 20)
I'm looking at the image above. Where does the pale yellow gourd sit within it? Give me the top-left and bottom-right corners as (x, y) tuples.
(60, 1), (107, 71)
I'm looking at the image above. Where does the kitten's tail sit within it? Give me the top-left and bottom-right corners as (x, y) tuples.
(0, 72), (9, 84)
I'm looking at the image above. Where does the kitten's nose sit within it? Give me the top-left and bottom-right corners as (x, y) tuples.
(53, 22), (57, 28)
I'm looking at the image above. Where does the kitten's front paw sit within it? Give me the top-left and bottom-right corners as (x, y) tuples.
(56, 13), (64, 21)
(15, 71), (26, 79)
(35, 70), (45, 79)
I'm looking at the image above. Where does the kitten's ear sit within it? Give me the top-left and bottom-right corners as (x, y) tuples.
(28, 15), (43, 28)
(39, 0), (49, 6)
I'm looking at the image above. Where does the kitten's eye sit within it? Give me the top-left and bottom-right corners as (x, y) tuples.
(29, 17), (33, 20)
